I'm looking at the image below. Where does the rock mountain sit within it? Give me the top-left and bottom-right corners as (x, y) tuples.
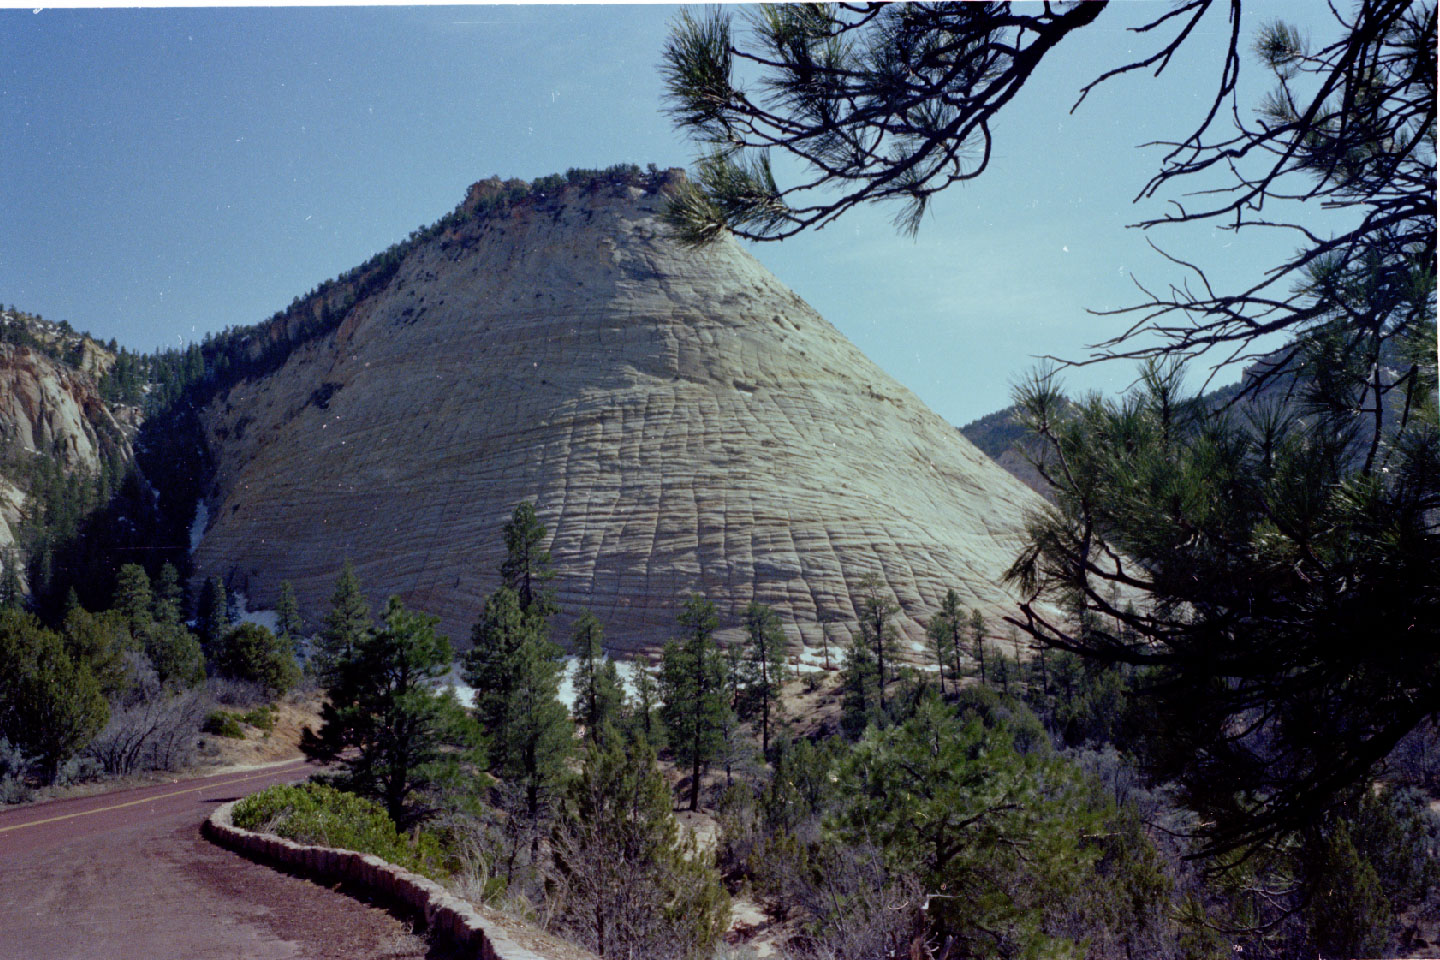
(0, 310), (137, 561)
(192, 170), (1046, 658)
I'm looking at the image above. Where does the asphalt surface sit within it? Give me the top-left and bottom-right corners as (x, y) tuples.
(0, 760), (440, 960)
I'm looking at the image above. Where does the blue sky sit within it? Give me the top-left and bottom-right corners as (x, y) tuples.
(1, 3), (1333, 426)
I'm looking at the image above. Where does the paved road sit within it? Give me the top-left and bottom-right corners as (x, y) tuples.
(0, 761), (440, 960)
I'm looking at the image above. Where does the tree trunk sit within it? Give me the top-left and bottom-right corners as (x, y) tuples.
(690, 752), (701, 811)
(761, 695), (770, 757)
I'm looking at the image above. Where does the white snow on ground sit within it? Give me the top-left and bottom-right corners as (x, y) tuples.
(444, 655), (647, 711)
(229, 591), (280, 633)
(188, 501), (209, 554)
(795, 642), (846, 673)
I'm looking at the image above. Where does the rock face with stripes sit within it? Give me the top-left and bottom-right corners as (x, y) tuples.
(192, 171), (1046, 659)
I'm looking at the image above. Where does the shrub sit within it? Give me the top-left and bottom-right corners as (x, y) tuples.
(89, 689), (208, 774)
(232, 782), (446, 878)
(0, 609), (109, 783)
(203, 711), (245, 739)
(213, 623), (300, 698)
(240, 704), (276, 732)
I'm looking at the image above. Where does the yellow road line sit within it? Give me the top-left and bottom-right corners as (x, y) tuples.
(0, 763), (307, 835)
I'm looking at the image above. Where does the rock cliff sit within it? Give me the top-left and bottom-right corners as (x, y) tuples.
(192, 172), (1047, 657)
(0, 312), (139, 558)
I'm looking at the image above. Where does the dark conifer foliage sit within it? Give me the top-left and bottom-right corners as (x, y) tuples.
(500, 501), (556, 619)
(312, 560), (371, 687)
(570, 610), (624, 745)
(739, 601), (787, 756)
(660, 594), (729, 811)
(664, 0), (1438, 861)
(302, 596), (481, 826)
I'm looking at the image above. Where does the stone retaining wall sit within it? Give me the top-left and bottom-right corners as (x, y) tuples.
(204, 801), (543, 960)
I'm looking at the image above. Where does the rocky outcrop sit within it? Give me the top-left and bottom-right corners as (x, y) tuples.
(0, 343), (135, 474)
(193, 172), (1047, 658)
(0, 338), (139, 559)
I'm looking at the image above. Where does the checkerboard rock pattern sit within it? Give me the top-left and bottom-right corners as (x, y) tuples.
(193, 174), (1045, 659)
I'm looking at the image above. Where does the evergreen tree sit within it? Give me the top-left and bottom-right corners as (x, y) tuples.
(112, 563), (153, 632)
(0, 549), (25, 611)
(839, 629), (880, 740)
(61, 606), (134, 699)
(1305, 821), (1390, 958)
(0, 609), (108, 783)
(740, 600), (787, 756)
(659, 595), (728, 811)
(502, 624), (572, 832)
(195, 575), (230, 656)
(463, 585), (537, 761)
(942, 590), (967, 690)
(570, 609), (623, 745)
(551, 726), (730, 958)
(835, 693), (1105, 957)
(1010, 354), (1439, 853)
(853, 574), (899, 713)
(275, 579), (303, 658)
(153, 563), (183, 625)
(464, 604), (566, 828)
(140, 618), (206, 689)
(302, 596), (482, 826)
(629, 663), (664, 748)
(213, 622), (300, 698)
(666, 0), (1438, 861)
(314, 561), (370, 686)
(500, 501), (555, 618)
(969, 608), (987, 685)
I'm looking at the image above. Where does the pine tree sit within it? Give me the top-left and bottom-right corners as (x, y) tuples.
(500, 501), (555, 619)
(969, 608), (987, 685)
(275, 579), (303, 658)
(839, 629), (880, 740)
(835, 693), (1105, 957)
(302, 596), (482, 826)
(463, 585), (536, 763)
(0, 548), (25, 611)
(213, 622), (300, 697)
(853, 574), (900, 713)
(1305, 821), (1391, 957)
(112, 563), (153, 632)
(314, 561), (370, 687)
(463, 602), (562, 831)
(570, 609), (623, 745)
(503, 627), (572, 833)
(551, 727), (731, 958)
(740, 600), (787, 756)
(660, 595), (728, 811)
(0, 609), (108, 784)
(153, 563), (183, 625)
(195, 575), (230, 656)
(60, 606), (132, 698)
(629, 663), (664, 748)
(926, 590), (967, 697)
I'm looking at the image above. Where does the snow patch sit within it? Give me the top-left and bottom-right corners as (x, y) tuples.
(188, 501), (209, 554)
(444, 655), (648, 711)
(229, 591), (280, 633)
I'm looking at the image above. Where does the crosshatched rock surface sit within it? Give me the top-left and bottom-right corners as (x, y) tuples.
(193, 175), (1046, 658)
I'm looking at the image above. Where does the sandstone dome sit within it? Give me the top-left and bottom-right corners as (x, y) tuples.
(192, 170), (1046, 658)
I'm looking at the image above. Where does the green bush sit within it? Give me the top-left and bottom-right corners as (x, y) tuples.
(213, 623), (300, 697)
(240, 704), (277, 732)
(203, 711), (245, 739)
(232, 782), (446, 878)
